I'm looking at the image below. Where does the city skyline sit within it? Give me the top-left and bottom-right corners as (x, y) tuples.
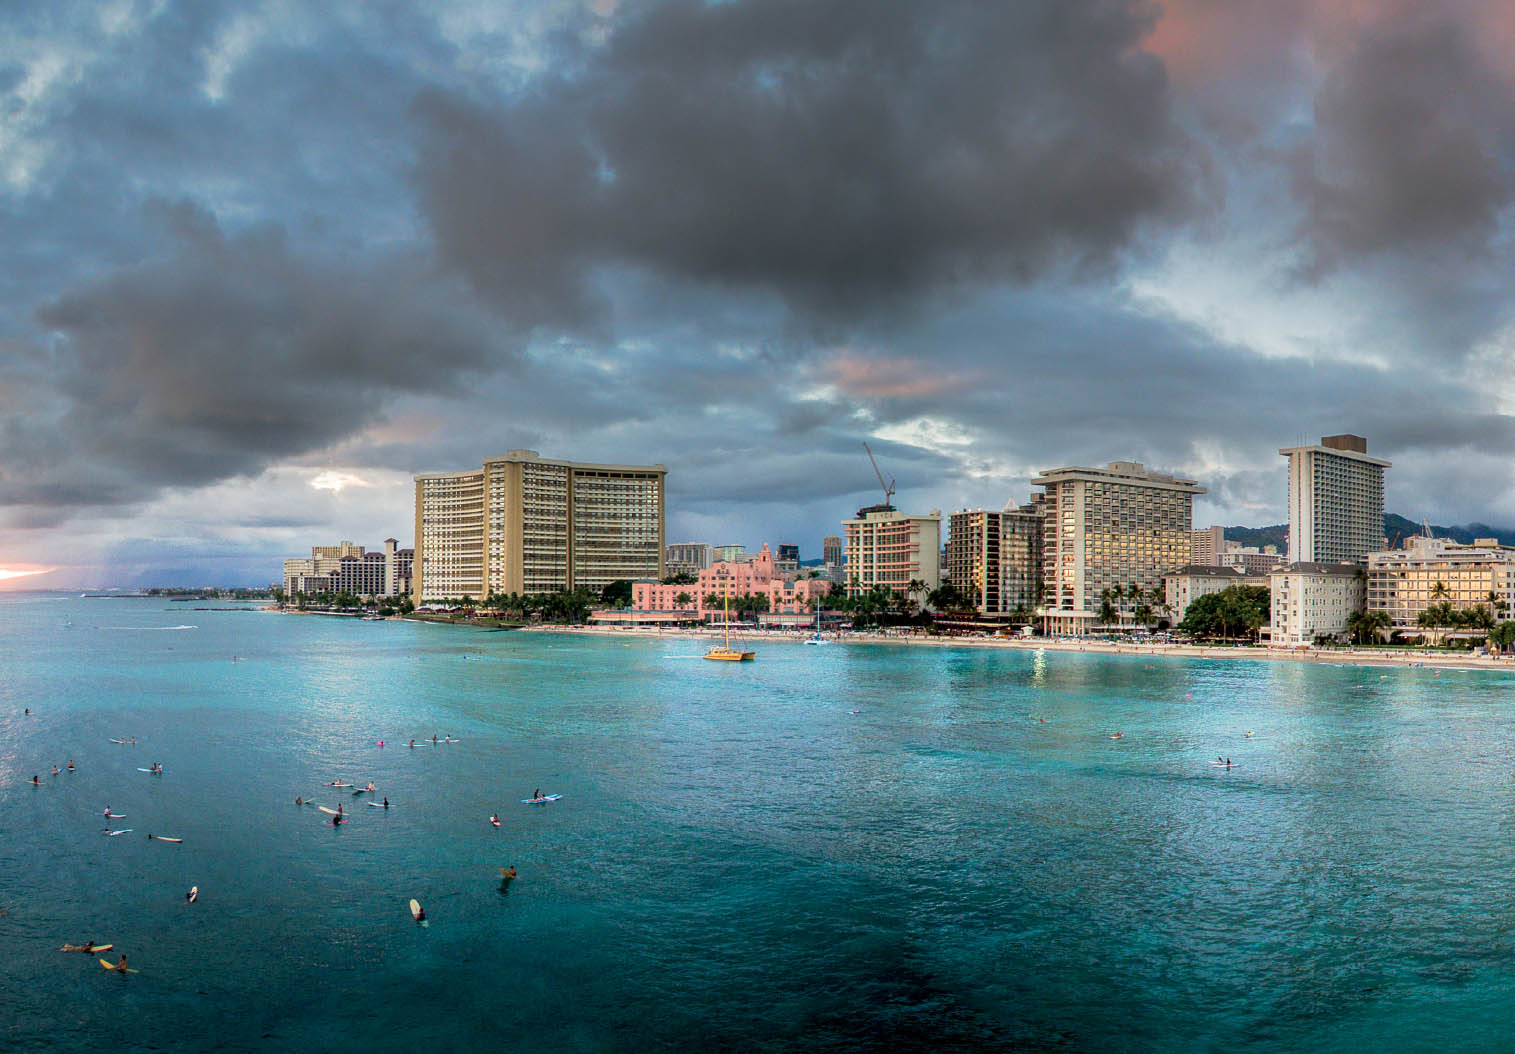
(6, 1), (1515, 588)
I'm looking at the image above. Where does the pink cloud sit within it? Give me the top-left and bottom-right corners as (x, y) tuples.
(820, 352), (977, 400)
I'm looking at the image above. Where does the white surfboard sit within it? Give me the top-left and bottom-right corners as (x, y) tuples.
(520, 794), (563, 804)
(409, 898), (423, 920)
(106, 829), (133, 836)
(187, 886), (198, 903)
(367, 801), (389, 807)
(318, 806), (340, 816)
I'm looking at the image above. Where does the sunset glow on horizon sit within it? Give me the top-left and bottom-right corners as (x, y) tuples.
(0, 567), (55, 584)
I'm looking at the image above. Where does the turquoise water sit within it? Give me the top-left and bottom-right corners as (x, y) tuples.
(6, 595), (1515, 1050)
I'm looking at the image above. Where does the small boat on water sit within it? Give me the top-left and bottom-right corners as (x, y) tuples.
(704, 574), (754, 662)
(804, 600), (827, 645)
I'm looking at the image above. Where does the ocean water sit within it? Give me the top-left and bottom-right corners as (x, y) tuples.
(6, 595), (1515, 1051)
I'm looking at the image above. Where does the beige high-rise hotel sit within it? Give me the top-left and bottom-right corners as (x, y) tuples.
(1036, 461), (1204, 634)
(413, 450), (666, 603)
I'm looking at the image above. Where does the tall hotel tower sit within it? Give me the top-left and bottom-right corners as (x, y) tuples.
(1035, 461), (1204, 634)
(413, 450), (666, 604)
(1279, 435), (1390, 563)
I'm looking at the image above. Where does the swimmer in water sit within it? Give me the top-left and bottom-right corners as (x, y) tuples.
(32, 775), (40, 785)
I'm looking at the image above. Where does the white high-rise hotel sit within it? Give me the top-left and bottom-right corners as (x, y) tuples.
(1279, 435), (1390, 563)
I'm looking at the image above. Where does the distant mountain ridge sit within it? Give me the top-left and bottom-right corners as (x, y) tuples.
(1224, 515), (1515, 553)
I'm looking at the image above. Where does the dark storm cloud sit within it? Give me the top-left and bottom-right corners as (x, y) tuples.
(1291, 16), (1515, 268)
(2, 204), (501, 523)
(413, 0), (1206, 327)
(14, 0), (1515, 579)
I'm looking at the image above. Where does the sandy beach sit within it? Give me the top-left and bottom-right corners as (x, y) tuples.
(527, 623), (1515, 672)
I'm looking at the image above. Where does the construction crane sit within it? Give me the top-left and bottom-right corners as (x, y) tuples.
(862, 442), (896, 508)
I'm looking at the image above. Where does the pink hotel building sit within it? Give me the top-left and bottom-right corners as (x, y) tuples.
(632, 544), (832, 620)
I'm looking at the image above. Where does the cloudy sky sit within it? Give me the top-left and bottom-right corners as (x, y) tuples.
(4, 0), (1515, 587)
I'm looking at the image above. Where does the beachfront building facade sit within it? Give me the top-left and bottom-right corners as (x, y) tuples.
(1267, 562), (1365, 645)
(413, 451), (666, 604)
(1035, 461), (1204, 634)
(947, 510), (1004, 615)
(1162, 565), (1271, 626)
(1366, 536), (1515, 632)
(1281, 435), (1390, 564)
(843, 505), (942, 604)
(630, 543), (832, 621)
(282, 539), (412, 600)
(946, 500), (1045, 617)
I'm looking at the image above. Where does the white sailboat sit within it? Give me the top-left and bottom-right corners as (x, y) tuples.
(804, 599), (827, 645)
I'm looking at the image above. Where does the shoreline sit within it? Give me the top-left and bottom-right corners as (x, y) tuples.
(522, 624), (1515, 672)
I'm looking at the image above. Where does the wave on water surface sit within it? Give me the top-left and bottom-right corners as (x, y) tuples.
(98, 624), (199, 631)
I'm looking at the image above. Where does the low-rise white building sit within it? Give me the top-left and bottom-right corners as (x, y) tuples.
(1268, 563), (1364, 646)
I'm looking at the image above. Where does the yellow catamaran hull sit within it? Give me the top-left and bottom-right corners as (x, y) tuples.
(704, 648), (755, 661)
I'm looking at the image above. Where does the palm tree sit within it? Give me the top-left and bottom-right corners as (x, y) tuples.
(906, 579), (928, 610)
(675, 591), (693, 609)
(1431, 580), (1450, 602)
(1098, 590), (1116, 627)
